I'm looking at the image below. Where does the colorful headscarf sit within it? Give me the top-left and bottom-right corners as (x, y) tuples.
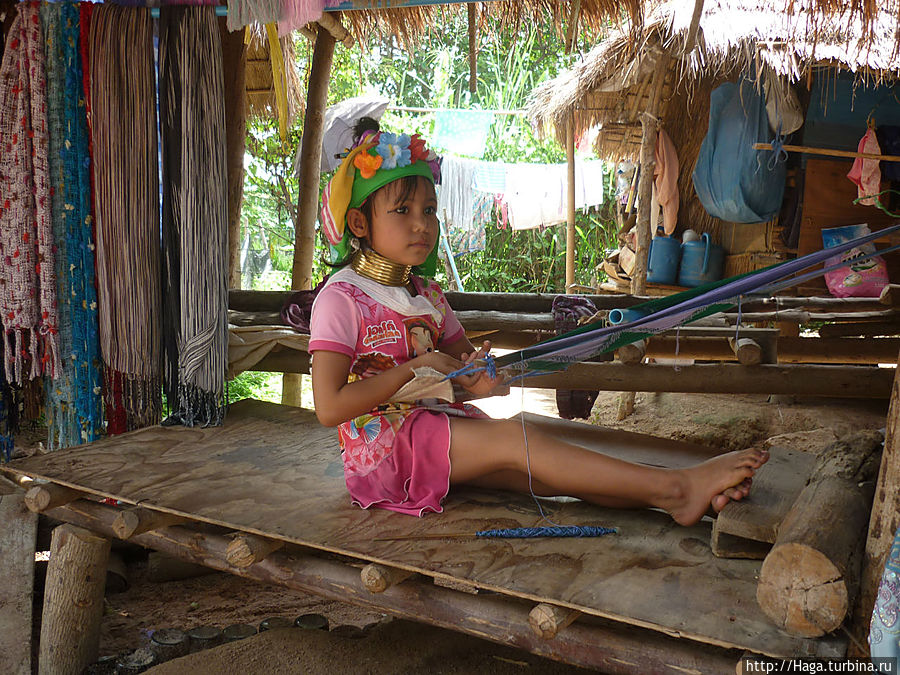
(321, 129), (442, 276)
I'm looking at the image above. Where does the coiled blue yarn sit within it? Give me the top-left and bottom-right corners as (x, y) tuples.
(476, 526), (617, 539)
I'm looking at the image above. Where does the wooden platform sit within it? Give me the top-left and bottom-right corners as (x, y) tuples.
(1, 400), (845, 666)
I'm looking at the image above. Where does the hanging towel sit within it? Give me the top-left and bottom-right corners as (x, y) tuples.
(847, 129), (881, 206)
(473, 160), (507, 193)
(431, 110), (495, 158)
(654, 128), (680, 235)
(504, 160), (606, 231)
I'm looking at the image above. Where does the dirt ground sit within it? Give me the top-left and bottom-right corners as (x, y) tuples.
(35, 388), (889, 673)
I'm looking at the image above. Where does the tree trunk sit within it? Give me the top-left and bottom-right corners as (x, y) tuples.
(38, 524), (110, 675)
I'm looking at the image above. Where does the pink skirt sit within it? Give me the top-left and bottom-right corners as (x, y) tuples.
(344, 405), (486, 517)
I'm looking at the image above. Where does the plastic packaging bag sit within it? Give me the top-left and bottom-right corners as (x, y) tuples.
(822, 224), (889, 298)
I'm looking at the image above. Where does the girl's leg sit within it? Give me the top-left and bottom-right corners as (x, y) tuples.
(448, 417), (767, 526)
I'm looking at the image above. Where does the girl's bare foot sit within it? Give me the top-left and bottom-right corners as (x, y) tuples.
(662, 449), (768, 526)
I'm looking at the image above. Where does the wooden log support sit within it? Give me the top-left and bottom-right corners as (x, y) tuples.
(878, 284), (900, 308)
(38, 524), (110, 675)
(757, 431), (883, 637)
(315, 11), (353, 47)
(523, 362), (893, 398)
(528, 603), (581, 639)
(225, 533), (284, 568)
(855, 349), (900, 654)
(40, 498), (744, 673)
(729, 337), (762, 366)
(615, 339), (646, 364)
(360, 563), (414, 593)
(25, 483), (82, 513)
(0, 489), (38, 675)
(112, 507), (189, 540)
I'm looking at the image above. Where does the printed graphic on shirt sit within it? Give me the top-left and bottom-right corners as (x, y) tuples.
(362, 319), (402, 349)
(405, 318), (438, 358)
(351, 352), (398, 379)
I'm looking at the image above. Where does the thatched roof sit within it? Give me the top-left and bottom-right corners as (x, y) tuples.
(245, 28), (304, 122)
(338, 0), (643, 45)
(528, 0), (900, 158)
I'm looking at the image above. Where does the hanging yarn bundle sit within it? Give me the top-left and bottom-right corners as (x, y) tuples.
(90, 5), (162, 433)
(159, 6), (228, 427)
(0, 2), (62, 386)
(41, 2), (102, 449)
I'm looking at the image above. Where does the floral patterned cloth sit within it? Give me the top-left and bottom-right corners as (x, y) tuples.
(870, 526), (900, 662)
(309, 275), (487, 516)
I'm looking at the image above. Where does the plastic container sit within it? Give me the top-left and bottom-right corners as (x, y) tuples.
(678, 232), (724, 287)
(646, 235), (682, 285)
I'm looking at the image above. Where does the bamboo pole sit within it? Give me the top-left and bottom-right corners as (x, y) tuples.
(753, 142), (900, 163)
(316, 12), (353, 47)
(467, 3), (476, 94)
(565, 110), (576, 291)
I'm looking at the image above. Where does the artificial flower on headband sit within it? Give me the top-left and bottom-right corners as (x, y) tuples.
(321, 128), (442, 275)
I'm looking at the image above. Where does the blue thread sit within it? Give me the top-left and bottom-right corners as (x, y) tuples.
(475, 526), (617, 539)
(485, 354), (496, 380)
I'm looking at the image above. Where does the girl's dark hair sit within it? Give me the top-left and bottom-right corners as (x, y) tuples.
(353, 116), (381, 146)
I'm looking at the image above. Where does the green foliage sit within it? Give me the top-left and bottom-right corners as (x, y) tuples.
(240, 9), (620, 297)
(226, 371), (283, 404)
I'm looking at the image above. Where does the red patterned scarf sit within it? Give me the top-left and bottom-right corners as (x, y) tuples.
(0, 3), (61, 385)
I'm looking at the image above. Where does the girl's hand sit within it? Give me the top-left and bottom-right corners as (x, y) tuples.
(456, 340), (502, 395)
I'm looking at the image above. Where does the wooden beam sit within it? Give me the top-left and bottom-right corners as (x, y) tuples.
(316, 11), (354, 47)
(754, 142), (900, 163)
(225, 533), (284, 568)
(38, 524), (110, 675)
(467, 3), (476, 93)
(112, 507), (189, 540)
(291, 28), (335, 292)
(529, 603), (581, 639)
(25, 483), (82, 513)
(855, 349), (900, 653)
(361, 563), (414, 593)
(42, 499), (743, 674)
(522, 362), (894, 398)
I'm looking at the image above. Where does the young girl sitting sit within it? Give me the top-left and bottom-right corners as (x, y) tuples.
(309, 120), (768, 525)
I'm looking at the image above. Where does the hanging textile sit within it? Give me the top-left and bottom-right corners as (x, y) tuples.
(90, 5), (161, 433)
(41, 2), (102, 449)
(847, 129), (882, 206)
(159, 6), (228, 427)
(431, 110), (496, 158)
(0, 3), (61, 386)
(653, 127), (679, 235)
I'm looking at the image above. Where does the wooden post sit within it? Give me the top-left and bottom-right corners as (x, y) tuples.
(286, 25), (335, 407)
(291, 27), (335, 293)
(0, 489), (37, 675)
(565, 110), (576, 292)
(219, 21), (247, 290)
(615, 339), (646, 364)
(729, 337), (762, 366)
(467, 3), (477, 94)
(854, 349), (900, 653)
(757, 431), (883, 637)
(38, 524), (110, 675)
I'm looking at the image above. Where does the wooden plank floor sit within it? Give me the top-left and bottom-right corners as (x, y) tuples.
(1, 400), (840, 659)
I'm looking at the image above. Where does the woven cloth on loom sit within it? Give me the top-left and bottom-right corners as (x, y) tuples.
(159, 6), (228, 427)
(90, 5), (162, 433)
(41, 2), (103, 449)
(0, 3), (61, 385)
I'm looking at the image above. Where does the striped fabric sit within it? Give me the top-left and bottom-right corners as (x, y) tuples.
(0, 2), (61, 385)
(159, 6), (228, 426)
(42, 2), (103, 449)
(89, 5), (162, 433)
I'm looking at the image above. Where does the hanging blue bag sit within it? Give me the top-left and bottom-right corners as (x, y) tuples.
(692, 80), (786, 223)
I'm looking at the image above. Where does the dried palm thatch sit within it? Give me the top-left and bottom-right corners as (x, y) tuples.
(245, 26), (304, 121)
(527, 0), (900, 240)
(338, 0), (643, 45)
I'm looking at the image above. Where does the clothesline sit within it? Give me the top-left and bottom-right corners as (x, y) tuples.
(388, 105), (526, 117)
